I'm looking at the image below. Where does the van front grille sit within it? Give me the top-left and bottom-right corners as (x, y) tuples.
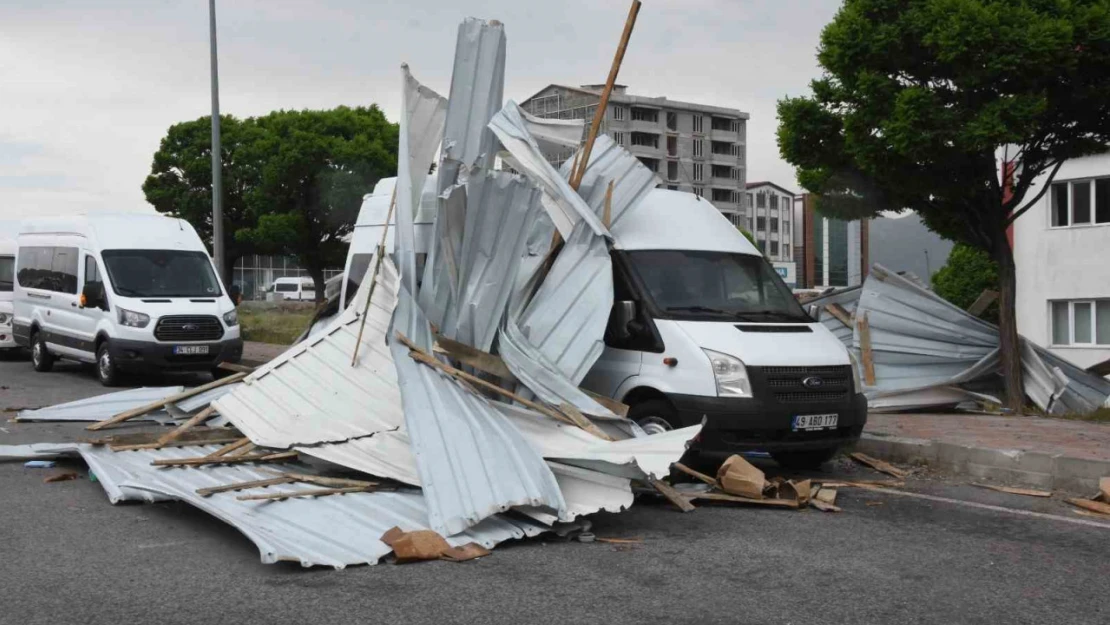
(154, 315), (223, 342)
(751, 365), (852, 404)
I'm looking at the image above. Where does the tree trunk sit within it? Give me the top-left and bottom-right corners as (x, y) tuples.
(307, 265), (326, 304)
(993, 228), (1024, 414)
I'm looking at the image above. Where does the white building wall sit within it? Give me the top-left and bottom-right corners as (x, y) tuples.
(1014, 152), (1110, 368)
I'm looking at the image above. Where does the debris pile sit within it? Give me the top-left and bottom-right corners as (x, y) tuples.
(806, 265), (1110, 414)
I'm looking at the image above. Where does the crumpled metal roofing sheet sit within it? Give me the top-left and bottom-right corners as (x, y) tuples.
(488, 101), (609, 239)
(1026, 340), (1110, 414)
(558, 134), (659, 230)
(804, 285), (863, 348)
(16, 386), (185, 423)
(419, 183), (466, 331)
(517, 461), (632, 525)
(213, 261), (404, 448)
(441, 168), (541, 351)
(27, 443), (551, 568)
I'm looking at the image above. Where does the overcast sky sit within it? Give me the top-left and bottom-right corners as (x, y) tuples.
(0, 0), (840, 220)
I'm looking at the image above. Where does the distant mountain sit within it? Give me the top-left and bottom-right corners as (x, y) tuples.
(869, 212), (953, 282)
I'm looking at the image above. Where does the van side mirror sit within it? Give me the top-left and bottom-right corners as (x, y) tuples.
(612, 300), (637, 341)
(81, 282), (107, 311)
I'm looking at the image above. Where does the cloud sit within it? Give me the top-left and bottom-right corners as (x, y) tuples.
(0, 0), (837, 221)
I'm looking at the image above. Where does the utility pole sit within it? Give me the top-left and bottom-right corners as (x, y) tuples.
(924, 249), (932, 278)
(209, 0), (224, 280)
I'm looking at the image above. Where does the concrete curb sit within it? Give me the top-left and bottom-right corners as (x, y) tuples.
(855, 433), (1108, 494)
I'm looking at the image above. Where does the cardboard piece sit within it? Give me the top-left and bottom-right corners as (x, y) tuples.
(716, 455), (766, 499)
(1097, 477), (1110, 503)
(814, 487), (838, 505)
(380, 527), (453, 563)
(783, 479), (811, 504)
(440, 543), (491, 562)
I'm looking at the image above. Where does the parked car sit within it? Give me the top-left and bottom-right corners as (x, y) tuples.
(12, 214), (243, 385)
(267, 277), (317, 302)
(341, 182), (867, 469)
(0, 225), (16, 352)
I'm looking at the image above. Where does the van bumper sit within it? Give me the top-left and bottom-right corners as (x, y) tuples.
(108, 338), (244, 372)
(667, 392), (868, 453)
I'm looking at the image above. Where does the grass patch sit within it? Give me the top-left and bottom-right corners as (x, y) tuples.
(238, 305), (315, 346)
(1036, 406), (1110, 423)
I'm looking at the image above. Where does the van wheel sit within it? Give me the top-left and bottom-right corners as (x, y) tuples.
(96, 341), (120, 387)
(31, 331), (55, 372)
(771, 448), (839, 470)
(628, 399), (677, 435)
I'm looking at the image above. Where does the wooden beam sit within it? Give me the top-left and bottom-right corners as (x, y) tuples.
(647, 476), (696, 512)
(601, 179), (614, 228)
(558, 403), (616, 442)
(150, 450), (297, 467)
(87, 372), (247, 431)
(351, 184), (398, 367)
(824, 303), (853, 328)
(205, 437), (253, 458)
(108, 436), (243, 453)
(671, 462), (717, 486)
(856, 312), (877, 385)
(154, 406), (217, 447)
(582, 389), (629, 418)
(569, 0), (642, 190)
(217, 362), (256, 374)
(236, 485), (374, 502)
(397, 333), (612, 440)
(1066, 497), (1110, 517)
(196, 476), (298, 497)
(973, 483), (1052, 498)
(967, 289), (999, 317)
(849, 452), (908, 479)
(689, 491), (800, 509)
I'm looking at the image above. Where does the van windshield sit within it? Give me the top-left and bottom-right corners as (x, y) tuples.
(101, 250), (222, 298)
(0, 255), (13, 292)
(626, 250), (810, 322)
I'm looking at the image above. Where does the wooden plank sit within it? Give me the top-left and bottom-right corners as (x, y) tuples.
(1066, 497), (1110, 517)
(217, 362), (256, 374)
(397, 333), (611, 439)
(225, 442), (258, 458)
(824, 303), (853, 328)
(582, 389), (630, 418)
(671, 462), (717, 486)
(601, 179), (614, 228)
(236, 486), (373, 502)
(967, 289), (999, 317)
(558, 403), (616, 442)
(150, 450), (297, 467)
(155, 406), (217, 447)
(196, 476), (298, 497)
(973, 483), (1052, 498)
(276, 471), (378, 489)
(433, 334), (515, 380)
(351, 184), (398, 366)
(689, 491), (800, 509)
(648, 477), (696, 512)
(822, 479), (906, 489)
(849, 453), (908, 479)
(109, 436), (243, 453)
(856, 312), (877, 385)
(569, 0), (642, 190)
(87, 372), (247, 431)
(809, 498), (842, 512)
(206, 437), (253, 458)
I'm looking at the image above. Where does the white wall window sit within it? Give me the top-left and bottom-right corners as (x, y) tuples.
(1051, 299), (1110, 345)
(693, 163), (704, 181)
(613, 132), (625, 145)
(692, 140), (703, 158)
(693, 186), (704, 198)
(693, 115), (704, 133)
(612, 106), (626, 121)
(1051, 178), (1110, 228)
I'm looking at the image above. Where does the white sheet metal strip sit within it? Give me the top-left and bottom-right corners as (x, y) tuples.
(559, 134), (659, 230)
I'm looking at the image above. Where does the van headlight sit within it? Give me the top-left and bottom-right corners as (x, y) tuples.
(0, 312), (10, 326)
(702, 348), (752, 398)
(118, 307), (150, 328)
(222, 310), (239, 327)
(848, 351), (864, 393)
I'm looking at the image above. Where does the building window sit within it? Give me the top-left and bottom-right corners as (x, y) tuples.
(770, 241), (779, 256)
(756, 192), (766, 208)
(771, 217), (779, 233)
(693, 115), (704, 133)
(711, 141), (732, 155)
(667, 160), (678, 181)
(630, 132), (659, 148)
(731, 119), (742, 133)
(693, 186), (704, 198)
(783, 243), (790, 257)
(784, 218), (790, 235)
(757, 239), (766, 253)
(637, 157), (658, 172)
(756, 216), (766, 231)
(613, 132), (625, 146)
(693, 163), (704, 181)
(711, 188), (735, 203)
(747, 194), (754, 208)
(667, 135), (678, 157)
(692, 140), (703, 158)
(711, 117), (733, 131)
(631, 107), (658, 123)
(612, 106), (626, 121)
(1051, 299), (1110, 345)
(1051, 178), (1110, 228)
(770, 195), (779, 210)
(711, 164), (732, 179)
(666, 111), (677, 131)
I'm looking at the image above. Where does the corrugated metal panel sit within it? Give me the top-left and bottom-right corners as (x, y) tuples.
(296, 430), (419, 486)
(488, 101), (609, 239)
(61, 444), (551, 568)
(558, 134), (659, 230)
(805, 285), (863, 348)
(177, 384), (239, 413)
(213, 261), (405, 448)
(419, 183), (466, 330)
(0, 443), (79, 461)
(517, 461), (632, 525)
(390, 289), (567, 536)
(16, 386), (185, 423)
(506, 220), (613, 385)
(441, 168), (541, 351)
(1028, 341), (1110, 414)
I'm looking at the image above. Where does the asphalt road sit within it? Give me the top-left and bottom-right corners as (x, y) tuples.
(2, 359), (1110, 625)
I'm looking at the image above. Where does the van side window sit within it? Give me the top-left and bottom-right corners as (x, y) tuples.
(84, 256), (102, 287)
(17, 246), (77, 293)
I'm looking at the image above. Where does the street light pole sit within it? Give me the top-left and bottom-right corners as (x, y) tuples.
(209, 0), (224, 281)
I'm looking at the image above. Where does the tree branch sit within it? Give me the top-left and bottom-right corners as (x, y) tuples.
(1004, 160), (1063, 227)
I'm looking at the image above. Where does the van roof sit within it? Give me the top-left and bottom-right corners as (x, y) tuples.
(355, 176), (437, 227)
(17, 214), (206, 252)
(612, 189), (760, 255)
(274, 277), (313, 284)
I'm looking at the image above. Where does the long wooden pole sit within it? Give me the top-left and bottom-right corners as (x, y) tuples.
(351, 185), (398, 366)
(570, 0), (642, 191)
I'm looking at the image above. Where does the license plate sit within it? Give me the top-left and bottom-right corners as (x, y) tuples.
(173, 345), (210, 355)
(793, 413), (838, 431)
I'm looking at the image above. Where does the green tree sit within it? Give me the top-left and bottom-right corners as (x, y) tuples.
(736, 226), (758, 248)
(144, 106), (398, 300)
(932, 243), (1000, 322)
(777, 0), (1110, 411)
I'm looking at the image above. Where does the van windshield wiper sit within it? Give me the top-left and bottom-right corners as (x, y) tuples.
(665, 305), (737, 317)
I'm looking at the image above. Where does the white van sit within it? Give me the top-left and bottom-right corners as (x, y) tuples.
(267, 277), (316, 302)
(0, 224), (16, 351)
(12, 214), (243, 386)
(343, 187), (867, 468)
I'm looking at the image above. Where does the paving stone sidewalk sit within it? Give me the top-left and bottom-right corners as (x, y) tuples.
(860, 413), (1110, 493)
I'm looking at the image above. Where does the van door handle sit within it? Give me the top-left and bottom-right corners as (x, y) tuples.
(28, 293), (51, 300)
(71, 302), (77, 307)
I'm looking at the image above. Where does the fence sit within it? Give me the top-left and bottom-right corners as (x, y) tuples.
(231, 255), (343, 301)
